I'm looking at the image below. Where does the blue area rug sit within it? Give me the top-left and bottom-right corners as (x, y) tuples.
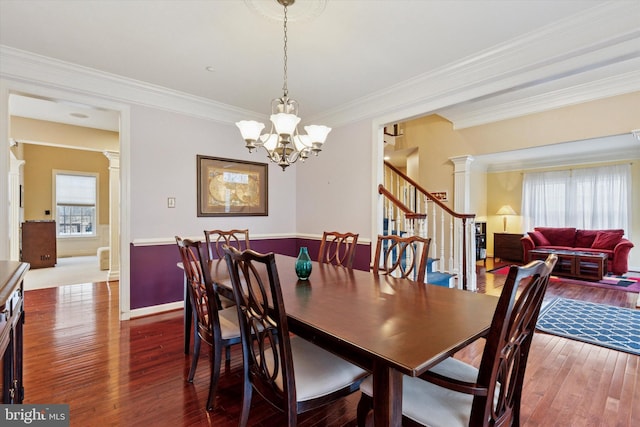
(536, 298), (640, 355)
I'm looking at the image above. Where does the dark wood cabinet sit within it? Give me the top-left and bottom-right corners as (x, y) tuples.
(21, 221), (57, 268)
(0, 261), (28, 404)
(494, 233), (524, 262)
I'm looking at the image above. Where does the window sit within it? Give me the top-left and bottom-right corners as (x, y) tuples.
(522, 164), (631, 234)
(55, 172), (97, 237)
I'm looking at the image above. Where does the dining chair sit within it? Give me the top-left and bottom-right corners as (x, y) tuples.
(318, 231), (359, 268)
(175, 236), (242, 411)
(373, 234), (431, 283)
(204, 228), (250, 260)
(357, 253), (558, 427)
(223, 246), (369, 427)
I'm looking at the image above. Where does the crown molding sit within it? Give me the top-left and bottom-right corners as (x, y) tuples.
(0, 45), (265, 126)
(474, 134), (640, 174)
(2, 3), (639, 130)
(449, 69), (640, 129)
(483, 148), (639, 173)
(311, 2), (640, 128)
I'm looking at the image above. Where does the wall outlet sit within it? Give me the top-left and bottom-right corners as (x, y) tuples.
(167, 197), (176, 208)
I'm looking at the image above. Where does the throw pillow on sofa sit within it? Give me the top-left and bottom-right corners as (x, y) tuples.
(591, 230), (624, 250)
(534, 227), (576, 247)
(527, 231), (551, 246)
(575, 229), (598, 248)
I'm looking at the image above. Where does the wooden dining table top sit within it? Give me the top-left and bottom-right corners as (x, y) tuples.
(208, 254), (498, 378)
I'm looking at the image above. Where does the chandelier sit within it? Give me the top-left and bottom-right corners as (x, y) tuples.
(236, 0), (331, 171)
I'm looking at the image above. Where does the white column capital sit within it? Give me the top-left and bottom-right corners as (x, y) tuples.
(104, 151), (119, 168)
(449, 155), (474, 173)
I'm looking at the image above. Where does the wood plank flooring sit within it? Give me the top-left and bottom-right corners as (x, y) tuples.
(22, 259), (639, 426)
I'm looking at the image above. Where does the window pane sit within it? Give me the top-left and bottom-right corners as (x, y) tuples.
(55, 173), (97, 237)
(57, 206), (95, 236)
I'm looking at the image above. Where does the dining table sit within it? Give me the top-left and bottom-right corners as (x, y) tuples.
(181, 254), (498, 427)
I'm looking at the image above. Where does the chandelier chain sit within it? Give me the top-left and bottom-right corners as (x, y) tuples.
(282, 5), (288, 97)
(235, 0), (330, 171)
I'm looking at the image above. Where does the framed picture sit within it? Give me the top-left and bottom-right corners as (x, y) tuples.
(197, 155), (268, 216)
(430, 191), (448, 202)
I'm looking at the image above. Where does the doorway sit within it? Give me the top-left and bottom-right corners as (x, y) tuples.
(6, 90), (129, 317)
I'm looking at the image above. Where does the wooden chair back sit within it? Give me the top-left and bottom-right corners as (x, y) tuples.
(318, 231), (359, 268)
(223, 246), (297, 420)
(373, 234), (431, 283)
(204, 229), (250, 260)
(176, 237), (219, 338)
(470, 253), (557, 425)
(175, 236), (230, 409)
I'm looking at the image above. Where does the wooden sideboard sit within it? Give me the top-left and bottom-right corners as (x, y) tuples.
(494, 232), (524, 262)
(21, 220), (57, 268)
(0, 261), (28, 403)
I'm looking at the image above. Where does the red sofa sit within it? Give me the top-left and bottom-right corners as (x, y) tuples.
(521, 227), (634, 275)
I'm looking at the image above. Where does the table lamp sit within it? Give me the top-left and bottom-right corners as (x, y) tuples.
(496, 205), (517, 232)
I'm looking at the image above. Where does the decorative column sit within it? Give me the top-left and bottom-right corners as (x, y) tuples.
(104, 151), (120, 281)
(449, 155), (476, 291)
(9, 152), (25, 261)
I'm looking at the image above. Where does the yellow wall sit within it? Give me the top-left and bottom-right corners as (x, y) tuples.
(397, 92), (640, 267)
(398, 115), (475, 210)
(22, 144), (110, 225)
(12, 117), (119, 151)
(457, 91), (640, 153)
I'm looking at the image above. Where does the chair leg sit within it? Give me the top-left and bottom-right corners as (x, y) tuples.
(188, 332), (201, 382)
(206, 344), (223, 411)
(238, 378), (253, 427)
(356, 393), (373, 427)
(224, 345), (231, 373)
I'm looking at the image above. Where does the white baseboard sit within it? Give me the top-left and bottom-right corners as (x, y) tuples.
(130, 301), (182, 318)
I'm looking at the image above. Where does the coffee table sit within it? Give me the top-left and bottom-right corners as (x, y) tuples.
(528, 248), (608, 281)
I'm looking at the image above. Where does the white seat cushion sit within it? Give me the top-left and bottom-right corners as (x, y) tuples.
(360, 357), (478, 427)
(265, 335), (368, 402)
(217, 306), (241, 340)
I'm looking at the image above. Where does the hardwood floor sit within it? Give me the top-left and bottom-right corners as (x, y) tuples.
(23, 259), (639, 426)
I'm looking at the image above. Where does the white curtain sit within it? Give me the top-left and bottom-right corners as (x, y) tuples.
(522, 164), (631, 236)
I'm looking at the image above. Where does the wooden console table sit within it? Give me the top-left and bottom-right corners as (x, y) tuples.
(529, 249), (607, 281)
(0, 261), (28, 403)
(494, 233), (524, 262)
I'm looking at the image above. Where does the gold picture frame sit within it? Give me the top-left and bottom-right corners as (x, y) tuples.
(430, 191), (448, 202)
(197, 155), (268, 216)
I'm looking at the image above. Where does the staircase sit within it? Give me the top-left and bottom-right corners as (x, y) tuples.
(380, 161), (478, 290)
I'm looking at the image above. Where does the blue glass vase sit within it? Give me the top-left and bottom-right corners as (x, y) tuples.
(295, 247), (312, 280)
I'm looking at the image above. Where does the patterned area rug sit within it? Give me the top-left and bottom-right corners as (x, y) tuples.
(488, 266), (640, 293)
(536, 298), (640, 355)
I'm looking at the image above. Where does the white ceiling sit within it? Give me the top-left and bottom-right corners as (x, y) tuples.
(1, 0), (639, 160)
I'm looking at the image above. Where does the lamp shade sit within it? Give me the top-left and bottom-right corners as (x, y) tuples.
(236, 120), (265, 141)
(270, 113), (301, 136)
(304, 125), (332, 143)
(293, 134), (311, 151)
(496, 205), (517, 216)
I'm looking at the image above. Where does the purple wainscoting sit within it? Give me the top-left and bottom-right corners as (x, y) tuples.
(130, 237), (300, 310)
(130, 243), (184, 310)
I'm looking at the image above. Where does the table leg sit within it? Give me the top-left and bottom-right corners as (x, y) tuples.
(372, 363), (403, 427)
(183, 273), (192, 354)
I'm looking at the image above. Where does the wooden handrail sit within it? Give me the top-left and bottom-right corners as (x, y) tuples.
(378, 185), (426, 219)
(384, 161), (475, 221)
(382, 161), (477, 290)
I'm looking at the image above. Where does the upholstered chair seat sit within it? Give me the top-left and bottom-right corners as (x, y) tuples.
(360, 357), (498, 427)
(264, 335), (368, 401)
